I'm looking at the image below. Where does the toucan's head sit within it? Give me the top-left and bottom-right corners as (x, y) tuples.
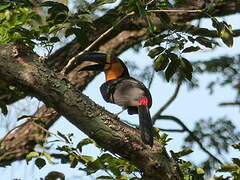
(78, 52), (129, 81)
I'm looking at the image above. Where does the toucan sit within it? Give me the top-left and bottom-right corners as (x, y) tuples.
(76, 52), (153, 146)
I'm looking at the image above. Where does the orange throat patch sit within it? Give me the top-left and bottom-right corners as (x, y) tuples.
(104, 62), (124, 81)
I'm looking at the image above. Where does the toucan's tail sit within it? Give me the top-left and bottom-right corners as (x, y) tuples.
(138, 97), (153, 147)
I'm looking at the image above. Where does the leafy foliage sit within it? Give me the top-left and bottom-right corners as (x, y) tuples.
(0, 0), (239, 179)
(43, 133), (140, 180)
(0, 1), (38, 46)
(0, 80), (25, 115)
(184, 117), (240, 174)
(185, 117), (240, 154)
(194, 55), (240, 95)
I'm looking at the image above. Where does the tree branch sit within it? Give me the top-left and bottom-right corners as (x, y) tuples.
(158, 115), (222, 164)
(47, 1), (240, 71)
(159, 128), (185, 133)
(0, 27), (149, 163)
(1, 0), (239, 170)
(62, 11), (135, 74)
(152, 77), (182, 124)
(0, 44), (181, 180)
(219, 101), (240, 106)
(0, 105), (59, 163)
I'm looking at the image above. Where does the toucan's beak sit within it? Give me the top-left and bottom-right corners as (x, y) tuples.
(77, 53), (109, 64)
(76, 52), (113, 72)
(79, 64), (105, 71)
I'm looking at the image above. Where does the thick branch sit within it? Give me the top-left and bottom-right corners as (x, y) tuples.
(2, 1), (240, 103)
(0, 44), (181, 180)
(1, 0), (239, 170)
(0, 106), (59, 163)
(0, 27), (148, 164)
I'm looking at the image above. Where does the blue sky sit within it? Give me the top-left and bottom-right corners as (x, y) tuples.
(0, 13), (239, 180)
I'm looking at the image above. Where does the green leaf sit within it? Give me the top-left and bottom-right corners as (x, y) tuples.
(144, 34), (168, 47)
(211, 18), (233, 47)
(193, 27), (213, 36)
(43, 152), (53, 164)
(136, 1), (153, 33)
(157, 12), (171, 24)
(182, 46), (201, 53)
(80, 155), (95, 163)
(91, 0), (117, 8)
(232, 158), (240, 166)
(35, 158), (46, 169)
(48, 24), (64, 34)
(38, 36), (48, 41)
(42, 1), (69, 24)
(211, 17), (221, 30)
(77, 138), (95, 152)
(57, 131), (71, 143)
(165, 53), (180, 81)
(158, 133), (172, 146)
(45, 171), (65, 180)
(187, 36), (195, 43)
(154, 54), (169, 71)
(165, 46), (177, 54)
(196, 168), (205, 175)
(96, 176), (113, 179)
(148, 47), (165, 58)
(173, 148), (193, 158)
(232, 143), (240, 151)
(50, 37), (60, 43)
(130, 178), (140, 180)
(41, 1), (69, 12)
(195, 37), (213, 48)
(180, 58), (193, 81)
(26, 151), (40, 162)
(0, 2), (11, 12)
(70, 157), (78, 168)
(0, 102), (8, 115)
(220, 21), (233, 47)
(217, 164), (239, 172)
(65, 27), (88, 45)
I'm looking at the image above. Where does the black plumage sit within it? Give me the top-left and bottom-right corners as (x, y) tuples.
(77, 52), (153, 146)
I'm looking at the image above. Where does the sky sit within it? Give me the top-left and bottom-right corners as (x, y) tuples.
(0, 10), (239, 180)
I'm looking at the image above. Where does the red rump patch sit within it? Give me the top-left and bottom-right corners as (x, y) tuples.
(139, 97), (149, 106)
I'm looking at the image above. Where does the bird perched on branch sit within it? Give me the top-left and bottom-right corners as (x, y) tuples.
(77, 52), (153, 146)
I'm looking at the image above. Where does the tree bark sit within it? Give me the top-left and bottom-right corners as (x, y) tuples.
(0, 44), (181, 179)
(0, 0), (240, 177)
(0, 29), (148, 163)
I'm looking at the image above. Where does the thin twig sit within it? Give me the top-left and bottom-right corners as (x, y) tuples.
(61, 7), (204, 74)
(152, 77), (182, 124)
(0, 116), (59, 145)
(159, 128), (184, 132)
(148, 70), (155, 89)
(146, 0), (155, 6)
(31, 121), (53, 136)
(159, 115), (223, 164)
(61, 11), (135, 74)
(0, 120), (28, 144)
(148, 9), (204, 13)
(219, 101), (240, 106)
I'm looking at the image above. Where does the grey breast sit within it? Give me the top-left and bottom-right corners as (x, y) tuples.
(112, 79), (146, 107)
